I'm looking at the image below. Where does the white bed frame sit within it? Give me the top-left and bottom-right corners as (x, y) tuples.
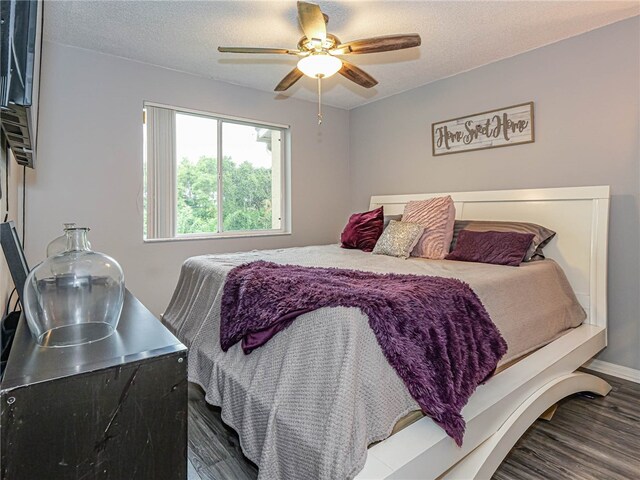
(356, 185), (611, 480)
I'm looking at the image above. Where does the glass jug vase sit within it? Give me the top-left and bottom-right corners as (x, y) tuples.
(24, 227), (125, 347)
(46, 223), (77, 257)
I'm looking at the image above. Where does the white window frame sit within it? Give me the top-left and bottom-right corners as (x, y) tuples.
(143, 102), (291, 242)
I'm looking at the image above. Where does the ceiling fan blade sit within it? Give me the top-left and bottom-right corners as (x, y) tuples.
(339, 61), (378, 89)
(274, 68), (304, 92)
(297, 1), (326, 42)
(329, 45), (352, 56)
(218, 47), (300, 55)
(336, 34), (421, 54)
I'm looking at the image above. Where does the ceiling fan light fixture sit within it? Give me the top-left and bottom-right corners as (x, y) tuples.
(218, 2), (421, 124)
(297, 52), (342, 78)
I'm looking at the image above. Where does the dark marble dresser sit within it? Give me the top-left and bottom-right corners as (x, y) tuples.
(0, 291), (187, 479)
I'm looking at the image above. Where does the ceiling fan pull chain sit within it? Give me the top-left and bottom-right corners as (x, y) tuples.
(317, 75), (323, 125)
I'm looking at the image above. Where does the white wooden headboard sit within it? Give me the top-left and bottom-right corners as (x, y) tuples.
(370, 186), (610, 328)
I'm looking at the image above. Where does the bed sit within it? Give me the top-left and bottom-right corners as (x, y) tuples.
(162, 185), (611, 479)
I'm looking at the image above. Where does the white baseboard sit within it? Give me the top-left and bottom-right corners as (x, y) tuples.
(583, 359), (640, 384)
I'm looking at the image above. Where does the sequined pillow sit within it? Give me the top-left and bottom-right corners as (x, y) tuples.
(372, 221), (424, 259)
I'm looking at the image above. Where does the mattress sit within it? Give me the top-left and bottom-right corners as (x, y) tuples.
(163, 244), (585, 479)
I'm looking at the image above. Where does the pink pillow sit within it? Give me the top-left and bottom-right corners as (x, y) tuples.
(402, 196), (456, 259)
(340, 207), (384, 252)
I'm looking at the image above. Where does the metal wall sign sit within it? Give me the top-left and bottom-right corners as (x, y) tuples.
(432, 102), (534, 156)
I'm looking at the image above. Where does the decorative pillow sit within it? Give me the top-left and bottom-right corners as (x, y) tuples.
(340, 206), (384, 252)
(383, 214), (403, 230)
(372, 221), (424, 259)
(445, 230), (535, 266)
(450, 220), (555, 261)
(402, 196), (456, 259)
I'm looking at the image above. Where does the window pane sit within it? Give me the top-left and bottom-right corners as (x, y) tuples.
(175, 113), (218, 235)
(221, 123), (282, 232)
(144, 102), (287, 241)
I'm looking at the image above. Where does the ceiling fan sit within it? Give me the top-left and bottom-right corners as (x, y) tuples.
(218, 1), (421, 123)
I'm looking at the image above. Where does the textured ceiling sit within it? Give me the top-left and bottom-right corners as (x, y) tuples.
(44, 1), (640, 109)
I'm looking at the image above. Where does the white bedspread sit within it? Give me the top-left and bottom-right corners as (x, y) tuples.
(163, 244), (584, 479)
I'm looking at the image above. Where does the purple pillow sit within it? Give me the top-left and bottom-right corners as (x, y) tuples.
(445, 230), (535, 266)
(341, 207), (384, 252)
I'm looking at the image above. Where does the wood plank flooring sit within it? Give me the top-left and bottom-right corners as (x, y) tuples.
(188, 371), (640, 479)
(187, 385), (258, 480)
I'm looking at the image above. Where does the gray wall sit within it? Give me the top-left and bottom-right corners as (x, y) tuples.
(0, 137), (23, 306)
(26, 41), (351, 316)
(349, 17), (640, 370)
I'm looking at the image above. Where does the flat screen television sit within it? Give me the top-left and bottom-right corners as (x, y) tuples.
(0, 0), (42, 168)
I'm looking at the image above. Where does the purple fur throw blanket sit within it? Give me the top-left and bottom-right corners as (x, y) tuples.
(220, 260), (507, 445)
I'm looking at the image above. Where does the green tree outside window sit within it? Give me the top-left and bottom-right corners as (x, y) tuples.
(176, 156), (273, 234)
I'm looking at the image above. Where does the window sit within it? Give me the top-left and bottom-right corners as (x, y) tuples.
(143, 103), (289, 240)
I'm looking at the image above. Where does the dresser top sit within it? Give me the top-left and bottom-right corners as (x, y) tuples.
(1, 291), (186, 391)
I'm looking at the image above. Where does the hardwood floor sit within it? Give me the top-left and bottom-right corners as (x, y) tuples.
(493, 371), (640, 480)
(187, 385), (258, 480)
(188, 371), (640, 479)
